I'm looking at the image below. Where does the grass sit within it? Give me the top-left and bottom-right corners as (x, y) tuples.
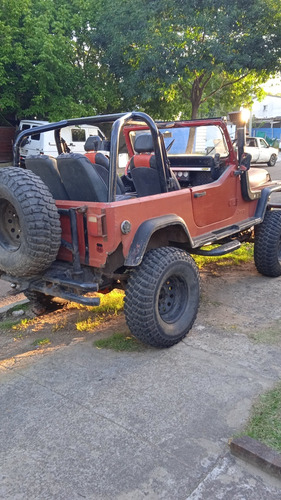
(75, 289), (124, 332)
(193, 242), (254, 269)
(31, 337), (51, 347)
(12, 318), (35, 330)
(8, 303), (29, 313)
(249, 320), (281, 345)
(0, 318), (22, 330)
(94, 332), (145, 352)
(243, 382), (281, 452)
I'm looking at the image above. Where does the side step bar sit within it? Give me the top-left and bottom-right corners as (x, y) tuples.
(192, 240), (241, 257)
(29, 277), (100, 307)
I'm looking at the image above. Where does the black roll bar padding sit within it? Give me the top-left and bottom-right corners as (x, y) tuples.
(54, 129), (63, 155)
(108, 113), (132, 203)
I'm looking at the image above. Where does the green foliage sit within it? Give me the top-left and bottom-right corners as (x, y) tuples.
(244, 382), (281, 452)
(93, 0), (281, 118)
(94, 332), (145, 351)
(0, 0), (280, 121)
(0, 0), (122, 121)
(75, 290), (124, 332)
(32, 337), (51, 346)
(0, 318), (22, 330)
(193, 243), (254, 269)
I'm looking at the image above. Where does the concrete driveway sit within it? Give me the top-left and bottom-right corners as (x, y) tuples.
(1, 154), (281, 499)
(1, 263), (281, 499)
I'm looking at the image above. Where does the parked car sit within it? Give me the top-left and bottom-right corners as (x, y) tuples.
(233, 137), (278, 166)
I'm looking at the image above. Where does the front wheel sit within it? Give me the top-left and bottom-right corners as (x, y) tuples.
(267, 154), (277, 167)
(254, 210), (281, 277)
(124, 247), (200, 347)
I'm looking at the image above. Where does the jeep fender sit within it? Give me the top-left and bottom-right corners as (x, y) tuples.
(124, 214), (192, 267)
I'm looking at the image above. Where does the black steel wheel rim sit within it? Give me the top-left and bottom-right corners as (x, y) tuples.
(158, 274), (188, 323)
(0, 200), (21, 250)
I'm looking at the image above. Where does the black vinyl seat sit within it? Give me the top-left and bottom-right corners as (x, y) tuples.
(131, 167), (163, 197)
(25, 154), (69, 200)
(57, 153), (108, 202)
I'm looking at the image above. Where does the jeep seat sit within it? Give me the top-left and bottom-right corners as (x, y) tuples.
(129, 133), (156, 171)
(85, 149), (125, 195)
(57, 153), (108, 202)
(84, 136), (111, 167)
(129, 134), (180, 197)
(25, 154), (69, 200)
(128, 134), (163, 197)
(84, 135), (102, 152)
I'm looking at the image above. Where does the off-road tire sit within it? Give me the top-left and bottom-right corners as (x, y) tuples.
(0, 167), (61, 277)
(124, 247), (200, 347)
(254, 210), (281, 277)
(267, 154), (277, 167)
(24, 290), (56, 315)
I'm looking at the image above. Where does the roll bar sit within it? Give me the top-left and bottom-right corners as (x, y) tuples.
(13, 111), (169, 203)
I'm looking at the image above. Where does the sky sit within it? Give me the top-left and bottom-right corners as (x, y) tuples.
(262, 74), (281, 94)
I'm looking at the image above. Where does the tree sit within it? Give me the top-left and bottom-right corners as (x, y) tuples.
(93, 0), (281, 120)
(0, 0), (122, 122)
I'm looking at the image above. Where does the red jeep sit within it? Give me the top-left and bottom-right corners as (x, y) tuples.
(0, 111), (281, 347)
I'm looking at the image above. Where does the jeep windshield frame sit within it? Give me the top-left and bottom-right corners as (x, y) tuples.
(13, 111), (168, 202)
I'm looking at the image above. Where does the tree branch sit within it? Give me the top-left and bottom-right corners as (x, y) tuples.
(201, 72), (250, 103)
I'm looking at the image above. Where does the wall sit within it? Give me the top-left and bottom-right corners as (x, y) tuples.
(0, 127), (15, 162)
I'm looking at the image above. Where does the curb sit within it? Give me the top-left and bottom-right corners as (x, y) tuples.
(229, 436), (281, 479)
(0, 298), (29, 315)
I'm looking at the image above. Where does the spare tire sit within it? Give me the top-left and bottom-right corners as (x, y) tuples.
(0, 167), (61, 277)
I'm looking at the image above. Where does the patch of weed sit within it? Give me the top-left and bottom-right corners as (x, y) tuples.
(32, 338), (51, 347)
(249, 320), (281, 344)
(69, 289), (124, 313)
(9, 303), (29, 314)
(94, 332), (146, 352)
(0, 319), (22, 330)
(52, 320), (67, 332)
(76, 316), (103, 331)
(193, 242), (254, 269)
(75, 290), (124, 332)
(12, 318), (35, 331)
(243, 382), (281, 452)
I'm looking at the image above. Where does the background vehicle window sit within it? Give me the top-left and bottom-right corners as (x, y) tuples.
(31, 126), (40, 141)
(72, 129), (86, 142)
(260, 139), (268, 148)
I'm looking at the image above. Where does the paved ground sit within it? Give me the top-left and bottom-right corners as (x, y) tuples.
(1, 157), (281, 499)
(1, 264), (281, 499)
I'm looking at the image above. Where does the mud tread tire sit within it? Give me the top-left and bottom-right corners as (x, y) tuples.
(124, 247), (200, 347)
(254, 210), (281, 277)
(0, 167), (61, 276)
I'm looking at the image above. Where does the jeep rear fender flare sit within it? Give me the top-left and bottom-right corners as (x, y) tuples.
(124, 214), (192, 267)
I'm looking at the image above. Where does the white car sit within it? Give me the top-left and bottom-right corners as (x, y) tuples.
(244, 137), (278, 166)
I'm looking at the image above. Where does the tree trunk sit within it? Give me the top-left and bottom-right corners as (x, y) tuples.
(185, 87), (200, 153)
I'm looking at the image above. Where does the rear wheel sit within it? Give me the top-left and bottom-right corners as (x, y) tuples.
(124, 247), (200, 347)
(254, 210), (281, 277)
(0, 168), (61, 276)
(267, 154), (277, 167)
